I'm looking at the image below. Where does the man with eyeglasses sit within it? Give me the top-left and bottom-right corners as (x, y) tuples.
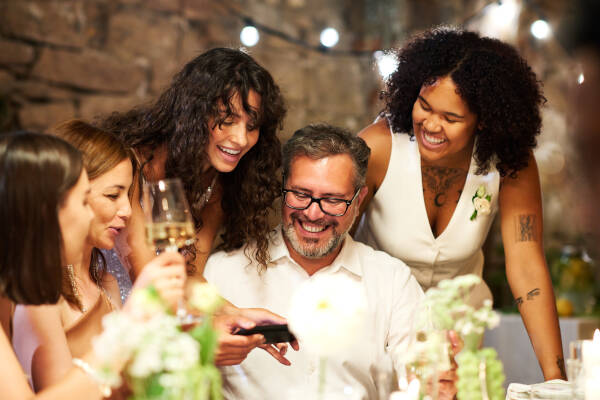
(204, 124), (455, 399)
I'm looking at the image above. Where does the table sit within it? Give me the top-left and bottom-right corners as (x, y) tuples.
(483, 313), (600, 387)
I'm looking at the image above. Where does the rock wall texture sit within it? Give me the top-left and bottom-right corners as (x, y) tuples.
(0, 0), (387, 139)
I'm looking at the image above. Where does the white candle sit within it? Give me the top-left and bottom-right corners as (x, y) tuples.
(585, 366), (600, 400)
(583, 329), (600, 373)
(583, 329), (600, 400)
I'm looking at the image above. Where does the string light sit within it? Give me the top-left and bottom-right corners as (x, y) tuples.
(320, 28), (339, 48)
(240, 25), (260, 47)
(374, 51), (398, 80)
(530, 19), (551, 40)
(578, 73), (585, 85)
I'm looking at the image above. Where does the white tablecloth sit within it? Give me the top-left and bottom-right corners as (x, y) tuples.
(483, 313), (600, 387)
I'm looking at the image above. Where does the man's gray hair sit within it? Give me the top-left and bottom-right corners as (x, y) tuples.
(282, 124), (371, 189)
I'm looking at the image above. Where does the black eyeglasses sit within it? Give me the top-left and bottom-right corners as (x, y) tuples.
(282, 188), (360, 216)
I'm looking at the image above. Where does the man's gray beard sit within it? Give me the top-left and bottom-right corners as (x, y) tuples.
(283, 223), (345, 258)
(282, 213), (357, 259)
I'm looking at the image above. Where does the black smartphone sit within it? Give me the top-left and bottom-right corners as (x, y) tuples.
(235, 324), (296, 344)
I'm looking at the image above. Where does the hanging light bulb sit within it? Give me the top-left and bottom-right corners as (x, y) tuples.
(530, 19), (551, 40)
(320, 27), (339, 48)
(374, 51), (398, 81)
(240, 25), (260, 47)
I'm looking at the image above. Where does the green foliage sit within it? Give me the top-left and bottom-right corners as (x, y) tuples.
(456, 349), (505, 400)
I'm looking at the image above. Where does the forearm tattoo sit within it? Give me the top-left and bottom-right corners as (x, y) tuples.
(527, 288), (541, 300)
(421, 165), (465, 207)
(515, 214), (538, 242)
(515, 297), (524, 307)
(515, 288), (541, 307)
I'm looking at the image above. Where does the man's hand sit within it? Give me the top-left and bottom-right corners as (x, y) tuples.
(213, 314), (265, 366)
(213, 307), (299, 366)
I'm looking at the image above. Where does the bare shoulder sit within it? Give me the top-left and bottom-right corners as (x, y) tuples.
(358, 119), (392, 154)
(357, 119), (392, 197)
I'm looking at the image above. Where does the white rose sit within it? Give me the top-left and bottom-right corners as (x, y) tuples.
(476, 185), (487, 197)
(188, 282), (223, 314)
(288, 274), (367, 357)
(473, 197), (491, 215)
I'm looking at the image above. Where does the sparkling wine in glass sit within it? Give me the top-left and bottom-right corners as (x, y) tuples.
(143, 178), (195, 320)
(143, 179), (195, 253)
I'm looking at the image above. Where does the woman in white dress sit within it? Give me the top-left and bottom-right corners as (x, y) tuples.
(354, 27), (565, 380)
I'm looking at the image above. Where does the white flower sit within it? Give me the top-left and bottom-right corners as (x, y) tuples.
(476, 185), (487, 197)
(288, 274), (367, 356)
(451, 274), (482, 289)
(188, 282), (223, 314)
(127, 287), (166, 319)
(128, 341), (163, 378)
(93, 311), (141, 366)
(163, 334), (199, 371)
(473, 197), (491, 216)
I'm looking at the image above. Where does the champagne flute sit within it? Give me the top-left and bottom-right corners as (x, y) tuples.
(143, 178), (195, 321)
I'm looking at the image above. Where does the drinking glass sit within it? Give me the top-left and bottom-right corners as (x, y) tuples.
(567, 340), (585, 400)
(143, 178), (195, 320)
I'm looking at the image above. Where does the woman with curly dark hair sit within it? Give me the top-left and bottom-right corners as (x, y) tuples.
(100, 48), (296, 366)
(354, 27), (565, 380)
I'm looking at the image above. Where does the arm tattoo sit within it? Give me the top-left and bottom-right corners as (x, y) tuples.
(515, 288), (540, 308)
(557, 356), (566, 379)
(421, 165), (465, 207)
(527, 288), (540, 300)
(515, 297), (524, 307)
(515, 214), (538, 242)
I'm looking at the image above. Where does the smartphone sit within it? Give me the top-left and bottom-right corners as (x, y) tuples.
(235, 324), (296, 344)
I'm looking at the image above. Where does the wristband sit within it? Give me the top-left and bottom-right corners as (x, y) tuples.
(72, 357), (112, 398)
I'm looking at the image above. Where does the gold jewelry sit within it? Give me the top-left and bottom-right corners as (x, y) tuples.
(66, 264), (87, 312)
(72, 358), (112, 397)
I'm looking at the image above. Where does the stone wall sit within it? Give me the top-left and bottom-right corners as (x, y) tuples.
(0, 0), (383, 140)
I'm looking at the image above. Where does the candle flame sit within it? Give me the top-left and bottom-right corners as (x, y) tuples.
(594, 329), (600, 342)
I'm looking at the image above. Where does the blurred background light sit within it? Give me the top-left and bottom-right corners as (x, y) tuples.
(240, 25), (260, 47)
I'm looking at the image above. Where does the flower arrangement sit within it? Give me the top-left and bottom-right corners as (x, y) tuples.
(470, 185), (492, 221)
(396, 274), (505, 400)
(92, 283), (224, 400)
(287, 274), (367, 398)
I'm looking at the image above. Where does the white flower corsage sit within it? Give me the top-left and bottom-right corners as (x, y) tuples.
(470, 185), (491, 220)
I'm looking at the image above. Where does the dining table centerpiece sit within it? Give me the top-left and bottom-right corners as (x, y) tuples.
(91, 282), (224, 400)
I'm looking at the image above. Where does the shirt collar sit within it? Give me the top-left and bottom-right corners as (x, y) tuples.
(269, 225), (363, 278)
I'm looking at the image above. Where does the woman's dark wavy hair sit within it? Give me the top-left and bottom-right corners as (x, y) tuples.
(384, 26), (545, 177)
(0, 132), (83, 305)
(99, 48), (286, 269)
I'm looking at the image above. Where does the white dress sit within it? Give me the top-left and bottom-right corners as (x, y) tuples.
(355, 125), (500, 307)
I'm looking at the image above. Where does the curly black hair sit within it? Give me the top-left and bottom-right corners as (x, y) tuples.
(384, 26), (545, 177)
(99, 48), (286, 269)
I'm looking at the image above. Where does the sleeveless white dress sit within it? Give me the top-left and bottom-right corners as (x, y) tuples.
(355, 125), (500, 307)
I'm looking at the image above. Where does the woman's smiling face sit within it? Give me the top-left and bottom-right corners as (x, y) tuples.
(205, 90), (261, 173)
(412, 75), (478, 164)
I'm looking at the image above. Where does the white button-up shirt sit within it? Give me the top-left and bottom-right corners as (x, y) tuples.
(204, 228), (424, 400)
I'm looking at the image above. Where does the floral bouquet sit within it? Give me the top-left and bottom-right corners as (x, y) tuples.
(287, 274), (367, 399)
(92, 283), (224, 400)
(395, 275), (505, 400)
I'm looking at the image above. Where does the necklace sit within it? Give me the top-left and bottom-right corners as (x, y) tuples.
(193, 173), (218, 212)
(66, 264), (87, 312)
(65, 264), (114, 313)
